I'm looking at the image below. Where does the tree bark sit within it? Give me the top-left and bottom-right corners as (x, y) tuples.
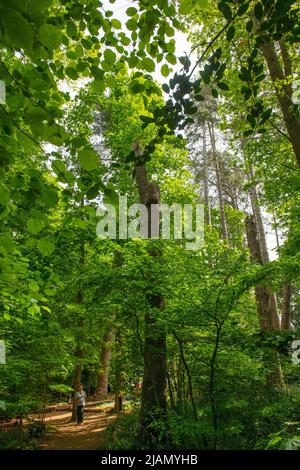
(70, 361), (82, 422)
(70, 286), (84, 421)
(208, 121), (228, 240)
(202, 123), (211, 226)
(134, 156), (167, 446)
(261, 40), (300, 168)
(281, 283), (292, 330)
(245, 215), (280, 331)
(114, 329), (123, 413)
(95, 328), (114, 397)
(70, 206), (86, 421)
(245, 215), (284, 387)
(248, 171), (280, 330)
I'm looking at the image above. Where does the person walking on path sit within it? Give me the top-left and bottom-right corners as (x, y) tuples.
(75, 383), (87, 425)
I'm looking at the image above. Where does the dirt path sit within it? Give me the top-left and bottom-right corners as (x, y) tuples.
(39, 402), (116, 450)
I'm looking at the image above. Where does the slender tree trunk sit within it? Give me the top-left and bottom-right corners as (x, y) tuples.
(87, 370), (92, 398)
(202, 122), (211, 226)
(173, 332), (197, 422)
(261, 40), (300, 168)
(272, 216), (292, 330)
(166, 371), (176, 411)
(114, 329), (123, 413)
(134, 157), (167, 446)
(95, 328), (114, 397)
(249, 182), (269, 264)
(273, 213), (281, 251)
(208, 121), (228, 240)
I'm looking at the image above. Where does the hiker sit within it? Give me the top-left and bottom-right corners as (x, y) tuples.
(75, 383), (87, 425)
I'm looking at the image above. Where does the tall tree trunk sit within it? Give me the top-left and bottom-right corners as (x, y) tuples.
(261, 39), (300, 168)
(71, 360), (83, 422)
(134, 156), (167, 446)
(208, 121), (228, 240)
(70, 198), (86, 421)
(248, 171), (280, 330)
(249, 178), (269, 265)
(95, 328), (114, 397)
(87, 370), (92, 398)
(114, 329), (123, 413)
(273, 213), (281, 251)
(245, 215), (284, 387)
(281, 283), (292, 330)
(202, 122), (211, 226)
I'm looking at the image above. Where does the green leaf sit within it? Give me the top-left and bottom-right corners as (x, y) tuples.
(103, 187), (119, 207)
(196, 0), (209, 8)
(74, 44), (84, 58)
(226, 26), (235, 41)
(254, 2), (264, 20)
(90, 66), (104, 80)
(104, 49), (116, 66)
(237, 2), (250, 16)
(0, 233), (13, 252)
(179, 0), (193, 15)
(126, 7), (138, 16)
(166, 53), (176, 65)
(41, 189), (58, 208)
(66, 21), (77, 38)
(73, 219), (87, 229)
(65, 67), (79, 80)
(238, 67), (251, 82)
(218, 81), (230, 90)
(91, 79), (105, 94)
(37, 24), (62, 50)
(200, 66), (213, 84)
(130, 82), (145, 94)
(27, 217), (44, 234)
(126, 18), (137, 31)
(142, 57), (155, 73)
(246, 114), (256, 128)
(218, 2), (232, 20)
(78, 149), (99, 170)
(0, 7), (33, 50)
(37, 238), (55, 256)
(161, 64), (170, 77)
(0, 185), (9, 204)
(25, 106), (47, 123)
(246, 19), (254, 32)
(111, 18), (121, 29)
(52, 160), (67, 179)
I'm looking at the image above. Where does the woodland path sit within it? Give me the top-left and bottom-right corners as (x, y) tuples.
(38, 400), (116, 450)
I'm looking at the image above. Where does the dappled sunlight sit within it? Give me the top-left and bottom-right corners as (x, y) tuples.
(39, 407), (117, 450)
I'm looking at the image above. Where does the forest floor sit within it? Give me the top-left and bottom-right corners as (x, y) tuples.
(38, 400), (117, 450)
